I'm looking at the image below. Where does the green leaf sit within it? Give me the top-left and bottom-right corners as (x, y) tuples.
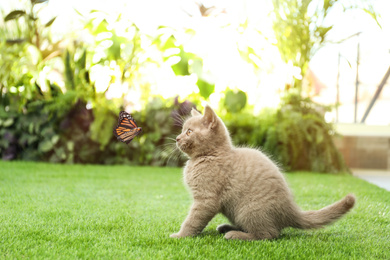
(27, 136), (38, 145)
(31, 0), (48, 4)
(189, 59), (203, 77)
(3, 118), (14, 127)
(106, 35), (126, 61)
(51, 135), (59, 145)
(224, 89), (247, 113)
(316, 26), (333, 43)
(73, 8), (84, 17)
(64, 50), (75, 90)
(67, 141), (74, 152)
(171, 48), (192, 76)
(316, 128), (324, 144)
(35, 83), (44, 96)
(162, 35), (176, 50)
(6, 39), (26, 45)
(28, 14), (38, 21)
(45, 17), (57, 27)
(93, 19), (109, 36)
(171, 57), (189, 76)
(90, 106), (116, 150)
(345, 58), (352, 69)
(49, 83), (63, 97)
(363, 8), (382, 29)
(54, 147), (66, 160)
(29, 123), (34, 134)
(4, 10), (26, 22)
(39, 140), (53, 153)
(77, 49), (87, 69)
(90, 9), (104, 14)
(196, 79), (214, 100)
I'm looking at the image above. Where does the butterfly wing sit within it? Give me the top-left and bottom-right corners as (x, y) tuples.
(114, 111), (142, 144)
(117, 128), (141, 144)
(118, 111), (138, 129)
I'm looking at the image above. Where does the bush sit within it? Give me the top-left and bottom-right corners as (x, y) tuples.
(0, 94), (196, 166)
(222, 92), (349, 173)
(0, 91), (349, 173)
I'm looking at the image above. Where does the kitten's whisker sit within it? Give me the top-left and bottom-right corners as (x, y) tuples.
(167, 147), (182, 165)
(155, 141), (182, 166)
(173, 120), (184, 128)
(157, 144), (176, 154)
(165, 144), (177, 160)
(171, 112), (186, 127)
(164, 137), (177, 142)
(165, 143), (182, 163)
(159, 142), (176, 148)
(178, 104), (194, 115)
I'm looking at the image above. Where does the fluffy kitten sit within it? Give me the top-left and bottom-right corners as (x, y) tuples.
(170, 105), (355, 241)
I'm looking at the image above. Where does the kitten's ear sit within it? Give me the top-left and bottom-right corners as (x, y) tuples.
(191, 108), (202, 117)
(202, 104), (218, 129)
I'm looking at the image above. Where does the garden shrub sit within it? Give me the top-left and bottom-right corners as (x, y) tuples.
(0, 91), (348, 173)
(223, 92), (349, 173)
(0, 94), (194, 166)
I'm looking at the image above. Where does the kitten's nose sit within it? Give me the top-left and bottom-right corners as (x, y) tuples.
(176, 137), (181, 142)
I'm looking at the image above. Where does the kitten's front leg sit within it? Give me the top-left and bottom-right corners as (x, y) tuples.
(170, 200), (218, 238)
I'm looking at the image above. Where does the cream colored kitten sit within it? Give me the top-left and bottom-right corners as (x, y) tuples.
(170, 105), (355, 241)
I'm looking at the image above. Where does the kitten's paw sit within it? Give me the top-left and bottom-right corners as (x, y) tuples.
(217, 224), (238, 234)
(170, 232), (190, 238)
(225, 231), (257, 241)
(170, 233), (182, 238)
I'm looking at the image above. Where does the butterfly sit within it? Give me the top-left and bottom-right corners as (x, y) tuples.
(113, 111), (142, 144)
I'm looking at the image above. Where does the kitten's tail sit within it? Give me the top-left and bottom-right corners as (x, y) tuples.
(294, 194), (356, 229)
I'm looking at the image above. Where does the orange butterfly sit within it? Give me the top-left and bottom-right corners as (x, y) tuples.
(113, 111), (142, 144)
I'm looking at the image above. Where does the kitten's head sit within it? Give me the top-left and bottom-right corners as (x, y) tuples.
(176, 105), (232, 158)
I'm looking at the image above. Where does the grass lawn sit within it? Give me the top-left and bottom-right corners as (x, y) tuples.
(0, 161), (389, 259)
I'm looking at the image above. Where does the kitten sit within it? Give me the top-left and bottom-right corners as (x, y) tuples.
(170, 105), (355, 241)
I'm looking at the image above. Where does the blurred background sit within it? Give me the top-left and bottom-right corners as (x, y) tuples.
(0, 0), (389, 173)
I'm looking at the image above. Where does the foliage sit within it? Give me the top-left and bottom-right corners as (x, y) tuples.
(155, 30), (215, 100)
(0, 101), (55, 161)
(0, 41), (41, 110)
(0, 92), (192, 166)
(0, 0), (64, 163)
(0, 0), (62, 111)
(0, 6), (192, 166)
(0, 2), (352, 173)
(2, 0), (57, 49)
(272, 0), (380, 92)
(79, 10), (148, 90)
(223, 88), (247, 113)
(223, 91), (349, 173)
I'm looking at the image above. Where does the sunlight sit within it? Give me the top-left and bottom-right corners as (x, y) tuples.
(1, 0), (388, 123)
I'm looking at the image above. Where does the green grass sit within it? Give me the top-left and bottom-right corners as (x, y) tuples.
(0, 161), (389, 259)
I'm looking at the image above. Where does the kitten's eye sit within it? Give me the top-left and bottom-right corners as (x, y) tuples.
(186, 129), (193, 136)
